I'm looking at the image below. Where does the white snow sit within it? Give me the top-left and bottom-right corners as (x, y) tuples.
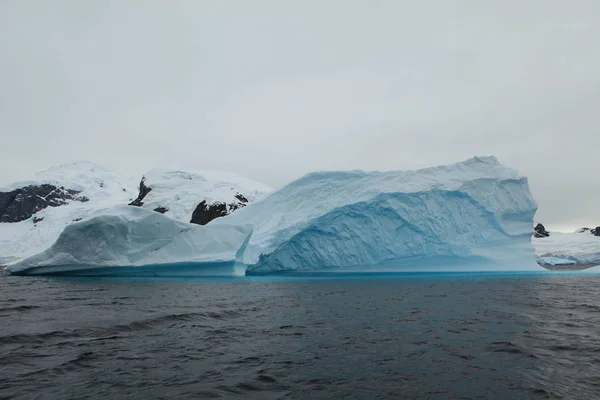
(0, 163), (271, 267)
(534, 232), (600, 267)
(0, 162), (137, 265)
(6, 205), (252, 276)
(214, 156), (542, 273)
(137, 169), (272, 222)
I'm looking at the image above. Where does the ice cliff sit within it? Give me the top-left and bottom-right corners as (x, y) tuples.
(215, 156), (542, 273)
(7, 206), (252, 276)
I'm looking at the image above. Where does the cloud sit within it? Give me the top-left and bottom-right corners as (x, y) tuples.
(1, 0), (599, 230)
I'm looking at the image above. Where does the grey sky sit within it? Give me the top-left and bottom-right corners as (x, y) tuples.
(1, 1), (599, 231)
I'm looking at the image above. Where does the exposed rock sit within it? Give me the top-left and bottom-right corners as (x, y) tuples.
(72, 218), (82, 222)
(190, 201), (228, 225)
(33, 216), (44, 224)
(576, 227), (591, 233)
(128, 177), (152, 207)
(129, 172), (256, 224)
(534, 223), (550, 238)
(189, 193), (251, 225)
(0, 184), (88, 223)
(234, 193), (249, 204)
(593, 227), (600, 237)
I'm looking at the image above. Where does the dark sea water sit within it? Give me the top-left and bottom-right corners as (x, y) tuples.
(2, 271), (600, 399)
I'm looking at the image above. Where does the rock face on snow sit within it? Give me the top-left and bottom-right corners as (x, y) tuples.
(0, 184), (89, 223)
(128, 170), (271, 225)
(534, 232), (600, 267)
(215, 156), (541, 274)
(533, 223), (550, 238)
(574, 227), (600, 236)
(7, 206), (252, 276)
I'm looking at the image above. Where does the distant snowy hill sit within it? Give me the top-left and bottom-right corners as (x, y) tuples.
(534, 231), (600, 268)
(0, 162), (137, 265)
(128, 169), (272, 224)
(0, 162), (270, 266)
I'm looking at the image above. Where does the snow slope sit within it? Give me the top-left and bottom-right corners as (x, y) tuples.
(214, 156), (542, 273)
(534, 232), (600, 267)
(0, 163), (271, 267)
(7, 205), (252, 276)
(132, 169), (272, 223)
(0, 162), (137, 265)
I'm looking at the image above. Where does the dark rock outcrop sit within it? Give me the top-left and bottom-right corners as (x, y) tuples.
(128, 178), (152, 207)
(534, 223), (550, 238)
(234, 193), (249, 204)
(190, 201), (229, 225)
(577, 227), (591, 233)
(0, 184), (88, 223)
(593, 227), (600, 237)
(129, 173), (254, 223)
(189, 193), (251, 225)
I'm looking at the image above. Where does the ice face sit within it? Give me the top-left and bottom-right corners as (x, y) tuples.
(6, 205), (252, 276)
(215, 156), (542, 273)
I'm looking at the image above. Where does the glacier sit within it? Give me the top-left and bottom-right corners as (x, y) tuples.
(7, 206), (252, 276)
(6, 156), (544, 276)
(214, 156), (543, 274)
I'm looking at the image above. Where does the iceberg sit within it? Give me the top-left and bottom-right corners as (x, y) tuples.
(214, 156), (542, 274)
(534, 232), (600, 268)
(7, 206), (252, 276)
(6, 156), (543, 276)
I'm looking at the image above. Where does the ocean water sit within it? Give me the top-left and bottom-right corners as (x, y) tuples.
(2, 271), (600, 399)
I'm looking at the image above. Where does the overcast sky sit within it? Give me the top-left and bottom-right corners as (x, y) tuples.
(1, 1), (599, 231)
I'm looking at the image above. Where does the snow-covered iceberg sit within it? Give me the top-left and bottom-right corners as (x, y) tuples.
(534, 232), (600, 268)
(215, 156), (542, 274)
(7, 205), (252, 276)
